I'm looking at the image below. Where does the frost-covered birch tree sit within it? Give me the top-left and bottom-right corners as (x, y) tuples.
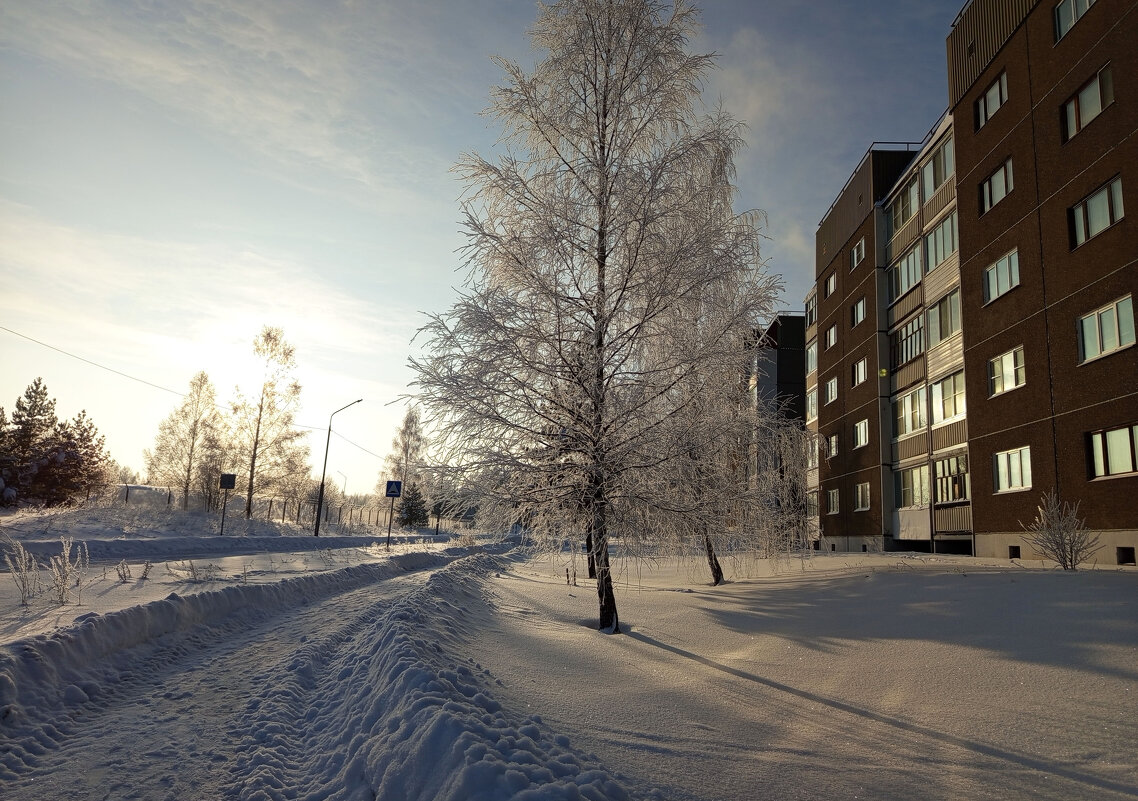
(145, 371), (220, 510)
(412, 0), (780, 633)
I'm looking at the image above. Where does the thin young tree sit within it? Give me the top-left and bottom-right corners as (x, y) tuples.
(412, 0), (780, 632)
(145, 371), (220, 510)
(1021, 489), (1101, 570)
(380, 407), (427, 487)
(231, 326), (310, 518)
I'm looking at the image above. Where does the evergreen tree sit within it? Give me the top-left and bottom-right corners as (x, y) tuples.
(10, 377), (58, 463)
(396, 483), (430, 529)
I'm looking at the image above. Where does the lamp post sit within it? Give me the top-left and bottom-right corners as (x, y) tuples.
(315, 398), (362, 537)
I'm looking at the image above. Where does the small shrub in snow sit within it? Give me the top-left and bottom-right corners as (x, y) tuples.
(2, 533), (43, 606)
(140, 560), (153, 580)
(165, 559), (200, 581)
(1021, 489), (1100, 571)
(48, 536), (89, 605)
(116, 559), (132, 583)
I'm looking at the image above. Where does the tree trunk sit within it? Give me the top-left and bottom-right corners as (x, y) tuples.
(592, 528), (619, 633)
(704, 531), (724, 586)
(585, 531), (597, 578)
(245, 393), (264, 519)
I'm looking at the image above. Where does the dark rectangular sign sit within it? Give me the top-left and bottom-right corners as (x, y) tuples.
(219, 473), (237, 490)
(385, 480), (403, 498)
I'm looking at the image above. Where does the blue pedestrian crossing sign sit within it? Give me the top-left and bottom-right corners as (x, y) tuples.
(385, 480), (403, 498)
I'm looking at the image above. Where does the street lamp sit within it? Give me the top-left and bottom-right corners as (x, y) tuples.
(335, 471), (347, 495)
(315, 398), (362, 537)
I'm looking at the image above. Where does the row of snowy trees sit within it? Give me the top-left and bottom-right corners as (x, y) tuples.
(0, 378), (114, 506)
(144, 326), (311, 516)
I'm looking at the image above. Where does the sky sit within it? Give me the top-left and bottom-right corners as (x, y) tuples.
(0, 0), (965, 494)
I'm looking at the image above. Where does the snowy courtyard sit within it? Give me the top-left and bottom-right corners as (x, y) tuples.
(1, 506), (1136, 800)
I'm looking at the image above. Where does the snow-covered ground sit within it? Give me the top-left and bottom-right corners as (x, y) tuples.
(1, 506), (1136, 800)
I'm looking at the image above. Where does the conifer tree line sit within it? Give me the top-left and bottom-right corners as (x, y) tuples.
(0, 378), (114, 506)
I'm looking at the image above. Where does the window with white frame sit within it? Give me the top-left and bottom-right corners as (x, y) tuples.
(994, 446), (1032, 492)
(889, 246), (922, 302)
(891, 315), (924, 368)
(980, 158), (1014, 214)
(888, 177), (920, 239)
(1063, 65), (1113, 141)
(827, 433), (839, 457)
(852, 357), (867, 387)
(1055, 0), (1096, 41)
(806, 490), (819, 518)
(931, 370), (966, 425)
(805, 295), (817, 327)
(921, 137), (955, 203)
(1070, 177), (1124, 247)
(853, 419), (869, 449)
(1079, 295), (1135, 362)
(806, 437), (820, 470)
(825, 324), (837, 349)
(806, 387), (818, 421)
(896, 465), (931, 508)
(926, 211), (958, 271)
(975, 71), (1008, 130)
(1089, 423), (1138, 478)
(827, 488), (840, 514)
(851, 297), (866, 327)
(806, 340), (817, 374)
(855, 482), (871, 511)
(893, 386), (927, 438)
(824, 376), (838, 405)
(927, 290), (961, 348)
(824, 272), (837, 298)
(851, 237), (865, 269)
(988, 346), (1026, 396)
(935, 455), (970, 504)
(983, 249), (1020, 303)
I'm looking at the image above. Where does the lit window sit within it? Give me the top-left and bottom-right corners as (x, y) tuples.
(824, 273), (837, 298)
(921, 137), (955, 203)
(983, 249), (1020, 303)
(1089, 424), (1138, 478)
(851, 297), (866, 327)
(925, 211), (958, 271)
(806, 438), (820, 470)
(994, 446), (1032, 492)
(855, 482), (871, 511)
(888, 177), (920, 239)
(851, 237), (866, 269)
(806, 341), (817, 374)
(825, 324), (837, 349)
(1079, 295), (1135, 362)
(891, 315), (924, 368)
(896, 465), (931, 508)
(927, 290), (961, 348)
(827, 488), (840, 514)
(988, 346), (1026, 396)
(805, 295), (817, 327)
(1063, 66), (1113, 141)
(893, 386), (927, 438)
(931, 371), (966, 425)
(852, 357), (867, 387)
(1070, 177), (1124, 247)
(806, 388), (818, 421)
(1055, 0), (1096, 41)
(824, 376), (838, 405)
(828, 433), (839, 457)
(889, 246), (922, 302)
(980, 158), (1014, 214)
(935, 455), (970, 504)
(975, 71), (1008, 130)
(853, 419), (869, 449)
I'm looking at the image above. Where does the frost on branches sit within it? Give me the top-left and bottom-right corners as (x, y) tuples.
(414, 0), (789, 632)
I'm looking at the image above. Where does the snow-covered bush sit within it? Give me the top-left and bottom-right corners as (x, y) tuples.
(1021, 489), (1101, 570)
(2, 532), (43, 606)
(48, 535), (89, 604)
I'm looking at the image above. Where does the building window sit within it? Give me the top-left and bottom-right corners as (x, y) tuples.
(921, 137), (955, 203)
(896, 465), (931, 508)
(824, 376), (838, 405)
(925, 211), (958, 271)
(988, 346), (1026, 396)
(1089, 423), (1138, 478)
(827, 433), (839, 457)
(851, 237), (865, 269)
(889, 246), (922, 302)
(1055, 0), (1096, 41)
(851, 297), (866, 327)
(983, 249), (1020, 303)
(887, 177), (920, 239)
(893, 386), (927, 438)
(806, 437), (820, 470)
(806, 341), (817, 375)
(805, 295), (817, 327)
(806, 490), (819, 518)
(1063, 65), (1113, 141)
(855, 482), (871, 511)
(890, 315), (924, 368)
(994, 446), (1032, 492)
(935, 455), (970, 504)
(1079, 295), (1135, 362)
(975, 71), (1008, 130)
(827, 488), (840, 514)
(824, 272), (837, 298)
(1070, 177), (1124, 247)
(980, 158), (1014, 214)
(931, 370), (966, 425)
(825, 324), (837, 350)
(806, 387), (818, 421)
(927, 290), (961, 348)
(853, 419), (869, 449)
(852, 357), (867, 387)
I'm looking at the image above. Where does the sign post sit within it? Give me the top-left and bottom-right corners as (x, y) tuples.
(385, 480), (402, 550)
(219, 473), (237, 536)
